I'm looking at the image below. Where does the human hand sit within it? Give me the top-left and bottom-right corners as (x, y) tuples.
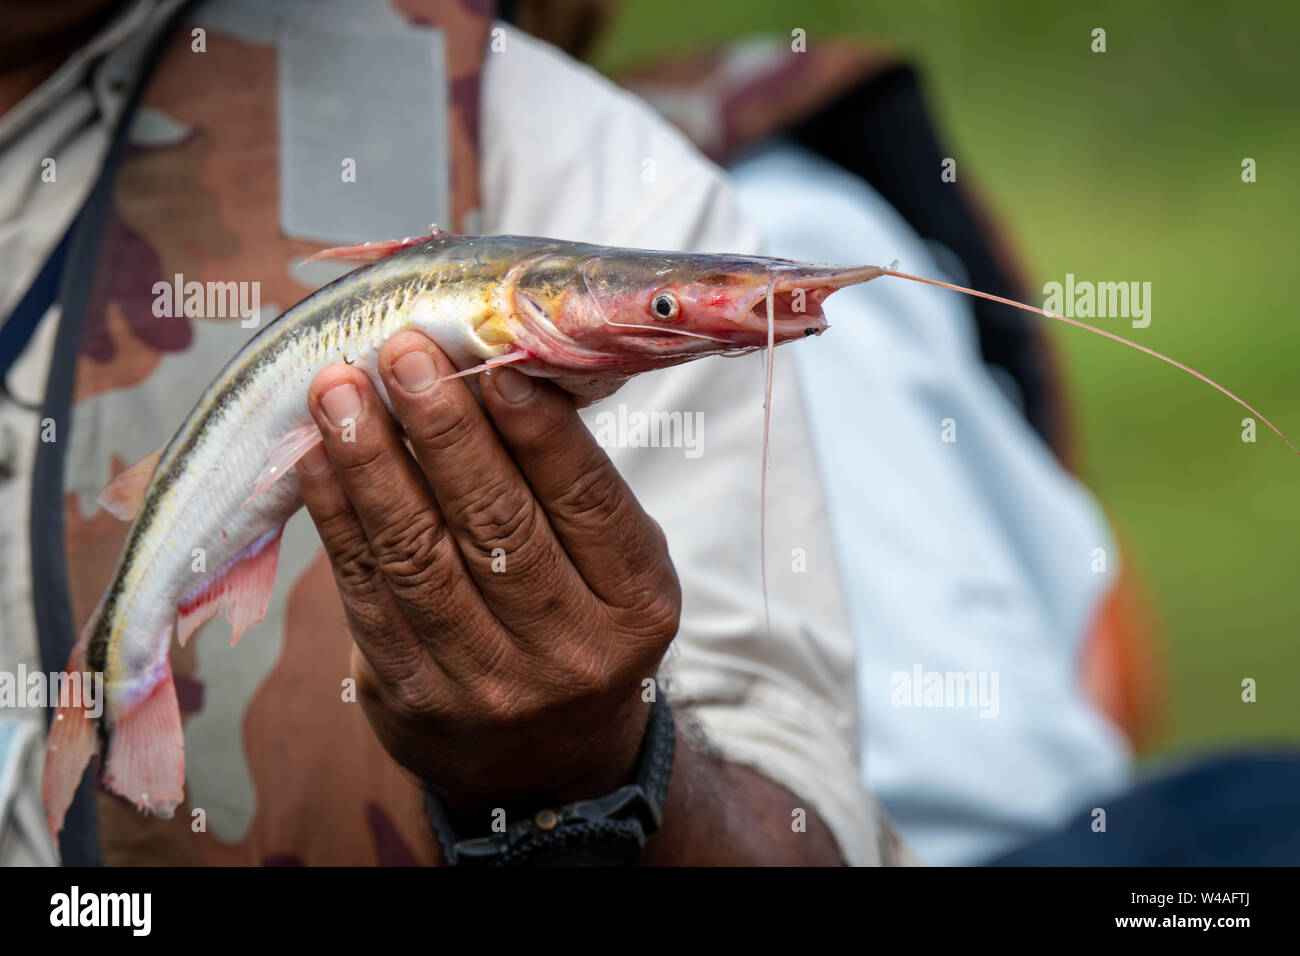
(295, 332), (681, 809)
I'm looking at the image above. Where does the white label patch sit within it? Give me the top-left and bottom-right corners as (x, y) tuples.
(278, 20), (450, 244)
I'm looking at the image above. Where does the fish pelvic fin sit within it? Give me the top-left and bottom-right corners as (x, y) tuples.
(102, 656), (185, 819)
(304, 224), (451, 263)
(41, 620), (102, 840)
(177, 525), (285, 647)
(96, 447), (164, 521)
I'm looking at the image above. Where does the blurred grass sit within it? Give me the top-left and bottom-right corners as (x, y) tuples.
(595, 0), (1300, 759)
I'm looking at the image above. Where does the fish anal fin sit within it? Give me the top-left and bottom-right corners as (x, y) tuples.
(304, 225), (450, 263)
(102, 656), (185, 819)
(41, 624), (101, 839)
(177, 526), (284, 648)
(96, 448), (163, 521)
(176, 594), (219, 649)
(242, 423), (322, 510)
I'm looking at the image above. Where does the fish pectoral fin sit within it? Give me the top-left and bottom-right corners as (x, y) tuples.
(96, 447), (164, 521)
(436, 349), (531, 385)
(242, 423), (323, 510)
(304, 224), (451, 263)
(102, 656), (185, 820)
(177, 526), (285, 648)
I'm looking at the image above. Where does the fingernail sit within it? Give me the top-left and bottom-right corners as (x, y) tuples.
(300, 443), (330, 476)
(494, 367), (535, 405)
(393, 349), (437, 392)
(321, 384), (361, 426)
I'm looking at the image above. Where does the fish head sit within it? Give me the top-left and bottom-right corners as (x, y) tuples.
(506, 248), (886, 375)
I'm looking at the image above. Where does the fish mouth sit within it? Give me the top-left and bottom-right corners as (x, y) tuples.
(737, 265), (885, 337)
(739, 288), (828, 337)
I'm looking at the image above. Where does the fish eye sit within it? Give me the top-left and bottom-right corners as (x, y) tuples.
(650, 291), (680, 321)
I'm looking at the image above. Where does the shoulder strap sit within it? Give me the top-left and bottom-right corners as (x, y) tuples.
(30, 0), (197, 867)
(0, 227), (74, 385)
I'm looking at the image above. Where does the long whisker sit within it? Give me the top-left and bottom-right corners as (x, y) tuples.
(882, 268), (1300, 455)
(760, 278), (776, 641)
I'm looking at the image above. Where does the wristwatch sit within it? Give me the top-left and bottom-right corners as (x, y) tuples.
(423, 694), (675, 866)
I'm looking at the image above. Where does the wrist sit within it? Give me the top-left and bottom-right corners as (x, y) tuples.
(424, 693), (674, 866)
(545, 694), (653, 804)
(430, 691), (652, 811)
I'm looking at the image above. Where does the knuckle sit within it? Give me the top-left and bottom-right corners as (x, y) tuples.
(458, 479), (539, 553)
(409, 402), (476, 454)
(646, 516), (671, 555)
(477, 682), (525, 725)
(389, 663), (441, 720)
(335, 443), (390, 478)
(557, 647), (616, 700)
(324, 519), (386, 598)
(621, 587), (681, 644)
(553, 460), (625, 528)
(460, 649), (528, 721)
(371, 509), (455, 592)
(328, 438), (407, 502)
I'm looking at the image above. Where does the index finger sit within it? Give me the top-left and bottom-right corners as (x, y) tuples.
(479, 367), (680, 623)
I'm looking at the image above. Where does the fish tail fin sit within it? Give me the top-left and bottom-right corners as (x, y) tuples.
(41, 622), (102, 840)
(102, 655), (185, 819)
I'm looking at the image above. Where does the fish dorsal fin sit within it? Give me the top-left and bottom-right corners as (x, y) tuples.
(96, 448), (164, 521)
(304, 224), (451, 263)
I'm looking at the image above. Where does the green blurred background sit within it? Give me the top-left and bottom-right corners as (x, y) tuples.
(594, 0), (1300, 761)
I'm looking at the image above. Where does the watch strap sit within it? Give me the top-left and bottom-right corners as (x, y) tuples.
(425, 692), (675, 866)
